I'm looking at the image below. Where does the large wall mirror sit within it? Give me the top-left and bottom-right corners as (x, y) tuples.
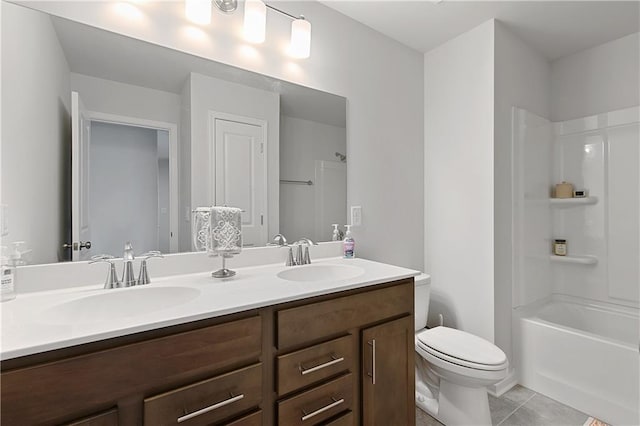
(1, 2), (347, 265)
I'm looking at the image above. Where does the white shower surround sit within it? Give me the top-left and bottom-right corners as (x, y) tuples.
(512, 106), (640, 425)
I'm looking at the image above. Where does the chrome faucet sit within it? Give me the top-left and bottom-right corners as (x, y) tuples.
(137, 251), (164, 285)
(121, 242), (137, 287)
(292, 238), (317, 266)
(91, 244), (163, 289)
(90, 254), (121, 289)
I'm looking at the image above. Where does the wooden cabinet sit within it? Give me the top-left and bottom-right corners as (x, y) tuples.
(0, 315), (262, 425)
(362, 316), (415, 426)
(1, 278), (414, 426)
(144, 363), (262, 425)
(64, 409), (119, 426)
(275, 278), (414, 425)
(276, 335), (352, 397)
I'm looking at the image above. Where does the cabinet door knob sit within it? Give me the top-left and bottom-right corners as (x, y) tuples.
(62, 241), (92, 251)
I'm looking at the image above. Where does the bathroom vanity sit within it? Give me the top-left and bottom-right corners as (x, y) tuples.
(0, 258), (417, 425)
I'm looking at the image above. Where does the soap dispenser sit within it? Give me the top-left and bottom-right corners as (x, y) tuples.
(1, 246), (16, 302)
(343, 225), (355, 259)
(332, 224), (341, 241)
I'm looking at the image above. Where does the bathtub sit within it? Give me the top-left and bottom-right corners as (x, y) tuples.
(514, 296), (639, 425)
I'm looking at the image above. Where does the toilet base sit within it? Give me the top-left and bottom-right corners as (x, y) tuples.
(437, 380), (492, 426)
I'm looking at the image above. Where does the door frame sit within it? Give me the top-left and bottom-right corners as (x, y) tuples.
(86, 111), (179, 253)
(208, 111), (269, 243)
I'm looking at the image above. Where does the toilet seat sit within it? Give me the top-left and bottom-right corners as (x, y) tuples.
(416, 327), (508, 371)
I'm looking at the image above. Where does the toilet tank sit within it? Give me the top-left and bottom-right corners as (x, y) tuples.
(414, 273), (431, 331)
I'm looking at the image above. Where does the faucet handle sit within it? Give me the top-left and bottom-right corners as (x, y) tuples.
(89, 254), (121, 289)
(140, 251), (163, 260)
(284, 246), (295, 267)
(137, 251), (164, 285)
(89, 254), (114, 263)
(303, 246), (311, 265)
(136, 250), (164, 285)
(295, 237), (317, 246)
(268, 234), (288, 247)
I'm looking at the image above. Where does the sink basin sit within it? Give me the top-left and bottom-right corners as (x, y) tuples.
(277, 264), (365, 282)
(43, 286), (201, 324)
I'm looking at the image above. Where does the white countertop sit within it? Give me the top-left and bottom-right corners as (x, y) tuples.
(1, 257), (419, 360)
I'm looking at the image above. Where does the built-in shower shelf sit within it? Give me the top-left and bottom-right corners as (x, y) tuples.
(550, 255), (598, 265)
(550, 197), (598, 207)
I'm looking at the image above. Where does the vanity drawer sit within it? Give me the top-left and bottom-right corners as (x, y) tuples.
(277, 280), (412, 349)
(1, 315), (261, 425)
(277, 373), (352, 426)
(277, 335), (352, 396)
(224, 410), (262, 426)
(320, 411), (353, 426)
(63, 408), (118, 426)
(144, 363), (262, 425)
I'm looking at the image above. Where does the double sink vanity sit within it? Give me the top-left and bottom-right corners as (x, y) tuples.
(1, 251), (418, 426)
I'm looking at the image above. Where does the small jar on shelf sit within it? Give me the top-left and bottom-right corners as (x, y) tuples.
(553, 239), (567, 256)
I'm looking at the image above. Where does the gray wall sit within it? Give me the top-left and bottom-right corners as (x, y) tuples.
(1, 2), (71, 264)
(280, 115), (346, 242)
(89, 122), (160, 256)
(494, 20), (551, 364)
(189, 72), (280, 242)
(551, 32), (640, 121)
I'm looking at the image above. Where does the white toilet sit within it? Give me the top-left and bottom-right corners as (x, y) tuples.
(414, 274), (508, 426)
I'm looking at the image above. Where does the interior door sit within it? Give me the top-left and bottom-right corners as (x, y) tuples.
(214, 118), (267, 247)
(70, 91), (92, 261)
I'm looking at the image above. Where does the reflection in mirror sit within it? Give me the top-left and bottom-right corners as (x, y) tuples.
(1, 2), (347, 265)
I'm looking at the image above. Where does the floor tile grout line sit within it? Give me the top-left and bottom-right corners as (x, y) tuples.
(495, 392), (538, 426)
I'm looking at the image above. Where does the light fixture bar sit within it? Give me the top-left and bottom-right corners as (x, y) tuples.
(265, 3), (300, 20)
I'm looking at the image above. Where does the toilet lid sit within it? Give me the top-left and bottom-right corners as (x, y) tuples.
(416, 326), (507, 368)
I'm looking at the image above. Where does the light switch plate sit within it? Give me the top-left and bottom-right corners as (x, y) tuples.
(351, 205), (362, 226)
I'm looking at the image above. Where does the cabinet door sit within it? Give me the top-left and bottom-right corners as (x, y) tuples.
(362, 316), (415, 426)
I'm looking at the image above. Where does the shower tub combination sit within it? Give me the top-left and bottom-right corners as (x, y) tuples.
(514, 295), (639, 425)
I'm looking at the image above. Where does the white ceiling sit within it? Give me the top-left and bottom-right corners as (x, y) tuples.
(322, 1), (640, 60)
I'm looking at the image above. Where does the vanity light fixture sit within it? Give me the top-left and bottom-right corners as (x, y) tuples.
(243, 0), (266, 43)
(185, 0), (311, 58)
(289, 16), (311, 58)
(256, 3), (311, 58)
(185, 0), (212, 25)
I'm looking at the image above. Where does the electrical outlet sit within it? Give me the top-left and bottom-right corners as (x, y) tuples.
(351, 205), (362, 226)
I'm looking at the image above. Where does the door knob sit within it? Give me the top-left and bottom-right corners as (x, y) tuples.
(63, 241), (92, 251)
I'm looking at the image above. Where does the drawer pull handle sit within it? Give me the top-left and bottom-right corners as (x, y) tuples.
(177, 392), (244, 423)
(301, 396), (344, 421)
(299, 354), (345, 375)
(367, 339), (376, 385)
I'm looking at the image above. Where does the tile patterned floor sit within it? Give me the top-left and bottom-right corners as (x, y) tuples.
(416, 385), (591, 426)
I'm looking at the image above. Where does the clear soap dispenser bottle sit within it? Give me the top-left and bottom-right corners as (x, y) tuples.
(332, 224), (341, 241)
(1, 246), (16, 302)
(343, 225), (355, 259)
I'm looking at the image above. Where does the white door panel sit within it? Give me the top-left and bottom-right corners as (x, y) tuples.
(71, 91), (92, 261)
(213, 118), (267, 247)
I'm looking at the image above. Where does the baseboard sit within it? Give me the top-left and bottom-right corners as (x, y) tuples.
(487, 368), (517, 397)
